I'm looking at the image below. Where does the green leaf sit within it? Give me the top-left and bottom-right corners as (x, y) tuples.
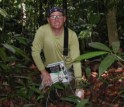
(99, 54), (117, 76)
(85, 67), (91, 78)
(0, 63), (10, 71)
(2, 44), (16, 53)
(0, 48), (8, 61)
(61, 95), (80, 104)
(7, 56), (17, 62)
(89, 42), (111, 52)
(15, 37), (29, 45)
(16, 87), (29, 99)
(89, 13), (100, 25)
(76, 99), (89, 107)
(37, 94), (44, 101)
(112, 41), (120, 53)
(0, 8), (8, 17)
(75, 51), (108, 61)
(3, 43), (30, 60)
(23, 104), (34, 107)
(13, 75), (29, 80)
(29, 86), (41, 94)
(51, 82), (65, 90)
(14, 46), (30, 60)
(79, 30), (91, 39)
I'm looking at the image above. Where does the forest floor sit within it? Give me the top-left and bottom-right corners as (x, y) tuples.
(0, 64), (124, 107)
(40, 67), (124, 107)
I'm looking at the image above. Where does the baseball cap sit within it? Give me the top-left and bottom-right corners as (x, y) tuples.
(47, 7), (64, 17)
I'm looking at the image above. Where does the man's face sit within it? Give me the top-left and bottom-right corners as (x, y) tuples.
(47, 11), (66, 29)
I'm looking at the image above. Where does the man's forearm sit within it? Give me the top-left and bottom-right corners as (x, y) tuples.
(32, 52), (45, 72)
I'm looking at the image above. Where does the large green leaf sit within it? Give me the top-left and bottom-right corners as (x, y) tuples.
(89, 42), (111, 52)
(76, 99), (89, 107)
(99, 54), (117, 76)
(15, 36), (30, 45)
(2, 44), (16, 53)
(89, 12), (100, 25)
(3, 43), (30, 60)
(75, 51), (108, 61)
(13, 46), (30, 60)
(111, 41), (120, 53)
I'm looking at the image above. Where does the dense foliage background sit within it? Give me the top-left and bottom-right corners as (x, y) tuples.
(1, 0), (124, 51)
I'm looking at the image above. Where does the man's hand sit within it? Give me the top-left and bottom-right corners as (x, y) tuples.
(41, 70), (52, 87)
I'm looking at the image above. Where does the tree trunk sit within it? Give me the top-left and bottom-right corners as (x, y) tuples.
(106, 7), (119, 46)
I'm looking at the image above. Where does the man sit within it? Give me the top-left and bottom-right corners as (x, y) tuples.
(31, 7), (82, 87)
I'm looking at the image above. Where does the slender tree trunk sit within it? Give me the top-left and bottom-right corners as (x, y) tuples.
(106, 7), (119, 46)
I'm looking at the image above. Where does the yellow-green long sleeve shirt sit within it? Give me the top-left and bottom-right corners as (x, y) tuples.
(31, 24), (82, 79)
